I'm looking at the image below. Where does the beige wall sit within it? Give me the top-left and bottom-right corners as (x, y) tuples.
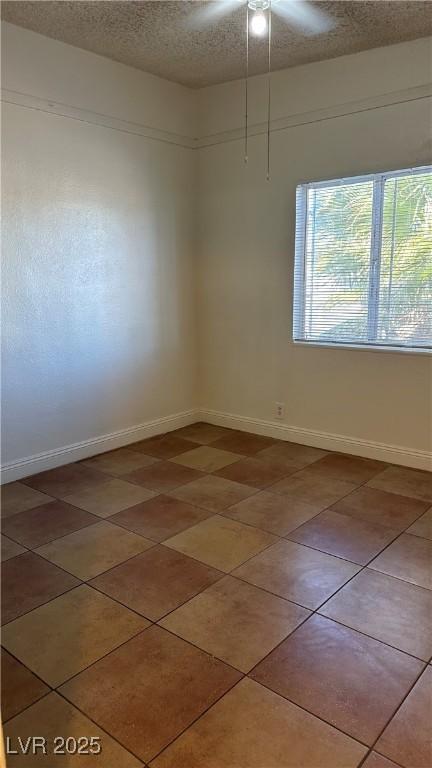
(196, 38), (432, 456)
(2, 23), (197, 468)
(2, 24), (431, 475)
(3, 22), (196, 138)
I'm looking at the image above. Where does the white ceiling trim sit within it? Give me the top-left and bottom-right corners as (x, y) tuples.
(3, 83), (431, 151)
(1, 88), (197, 149)
(196, 84), (432, 147)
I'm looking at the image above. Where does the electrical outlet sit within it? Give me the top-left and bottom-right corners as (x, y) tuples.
(275, 402), (285, 420)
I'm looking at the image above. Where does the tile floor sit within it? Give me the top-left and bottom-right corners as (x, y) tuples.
(1, 422), (431, 767)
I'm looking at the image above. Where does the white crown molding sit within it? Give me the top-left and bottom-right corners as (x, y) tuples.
(1, 88), (197, 149)
(198, 408), (432, 471)
(3, 84), (431, 152)
(1, 409), (198, 483)
(196, 84), (432, 148)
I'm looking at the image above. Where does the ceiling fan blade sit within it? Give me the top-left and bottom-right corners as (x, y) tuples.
(188, 0), (242, 30)
(273, 0), (335, 35)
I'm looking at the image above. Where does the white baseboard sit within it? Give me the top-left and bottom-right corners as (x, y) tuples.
(3, 406), (430, 483)
(1, 409), (198, 484)
(198, 408), (432, 471)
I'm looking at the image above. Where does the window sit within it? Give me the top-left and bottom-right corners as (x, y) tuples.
(293, 166), (432, 351)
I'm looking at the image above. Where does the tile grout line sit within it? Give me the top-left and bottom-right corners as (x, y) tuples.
(57, 667), (243, 767)
(234, 472), (431, 762)
(247, 675), (372, 750)
(231, 565), (429, 664)
(149, 475), (431, 731)
(87, 564), (226, 626)
(52, 687), (148, 766)
(225, 474), (431, 751)
(6, 479), (420, 576)
(3, 619), (153, 700)
(356, 661), (428, 768)
(2, 516), (429, 658)
(2, 602), (422, 768)
(0, 542), (159, 627)
(3, 453), (262, 722)
(2, 689), (54, 726)
(155, 561), (427, 760)
(2, 614), (154, 726)
(0, 517), (100, 554)
(1, 559), (82, 627)
(2, 430), (430, 762)
(107, 455), (429, 585)
(3, 451), (430, 659)
(54, 620), (154, 688)
(5, 439), (427, 547)
(241, 513), (428, 672)
(0, 532), (31, 553)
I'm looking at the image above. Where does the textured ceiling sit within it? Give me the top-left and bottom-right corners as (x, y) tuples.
(2, 1), (432, 88)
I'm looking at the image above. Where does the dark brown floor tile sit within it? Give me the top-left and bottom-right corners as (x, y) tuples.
(109, 494), (212, 541)
(270, 469), (356, 510)
(376, 666), (432, 767)
(91, 545), (222, 620)
(362, 753), (401, 768)
(407, 507), (432, 540)
(287, 509), (400, 565)
(2, 585), (148, 687)
(172, 422), (233, 444)
(369, 533), (432, 590)
(23, 463), (106, 497)
(224, 490), (319, 536)
(151, 678), (367, 768)
(332, 486), (429, 532)
(1, 552), (79, 625)
(160, 575), (309, 672)
(1, 535), (26, 562)
(131, 434), (197, 459)
(125, 461), (204, 492)
(211, 432), (277, 455)
(59, 625), (242, 763)
(82, 447), (158, 475)
(320, 568), (432, 660)
(1, 500), (98, 549)
(306, 453), (387, 485)
(1, 650), (50, 722)
(4, 693), (142, 766)
(368, 466), (432, 503)
(1, 482), (53, 518)
(256, 441), (327, 468)
(214, 456), (295, 489)
(170, 474), (256, 513)
(251, 614), (423, 746)
(234, 539), (360, 609)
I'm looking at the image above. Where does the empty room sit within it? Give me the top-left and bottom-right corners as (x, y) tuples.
(1, 1), (431, 766)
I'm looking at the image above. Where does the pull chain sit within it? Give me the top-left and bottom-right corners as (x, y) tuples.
(245, 2), (249, 164)
(267, 1), (272, 181)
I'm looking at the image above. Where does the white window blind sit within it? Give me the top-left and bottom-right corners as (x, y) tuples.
(293, 166), (432, 350)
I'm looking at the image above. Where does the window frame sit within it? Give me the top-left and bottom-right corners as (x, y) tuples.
(293, 165), (432, 354)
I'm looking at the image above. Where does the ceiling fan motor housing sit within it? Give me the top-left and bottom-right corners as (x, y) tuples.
(247, 0), (271, 11)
